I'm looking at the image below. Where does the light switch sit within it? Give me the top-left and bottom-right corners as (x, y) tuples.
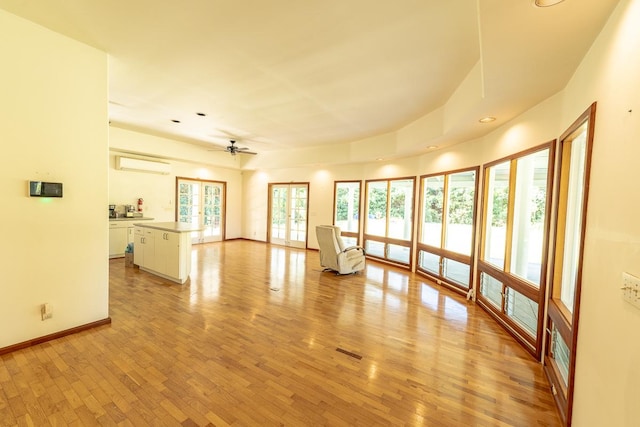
(622, 272), (640, 310)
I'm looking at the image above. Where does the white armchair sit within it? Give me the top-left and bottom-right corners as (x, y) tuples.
(316, 225), (366, 274)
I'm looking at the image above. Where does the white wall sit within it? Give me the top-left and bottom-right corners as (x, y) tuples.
(108, 127), (244, 238)
(0, 10), (108, 347)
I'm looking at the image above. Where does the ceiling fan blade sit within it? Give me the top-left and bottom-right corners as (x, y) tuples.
(206, 139), (257, 155)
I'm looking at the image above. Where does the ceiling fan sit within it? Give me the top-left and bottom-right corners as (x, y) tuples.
(210, 140), (257, 156)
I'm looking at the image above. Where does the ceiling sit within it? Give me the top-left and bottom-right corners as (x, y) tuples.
(0, 0), (620, 158)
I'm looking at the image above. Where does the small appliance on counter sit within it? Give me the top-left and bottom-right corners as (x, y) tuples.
(109, 204), (117, 218)
(125, 205), (136, 217)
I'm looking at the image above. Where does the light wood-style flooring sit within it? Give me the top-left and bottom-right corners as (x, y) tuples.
(0, 240), (560, 426)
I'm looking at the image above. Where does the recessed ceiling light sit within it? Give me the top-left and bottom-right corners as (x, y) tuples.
(533, 0), (565, 7)
(427, 145), (438, 150)
(479, 116), (496, 123)
(196, 112), (206, 117)
(171, 119), (181, 123)
(376, 158), (383, 161)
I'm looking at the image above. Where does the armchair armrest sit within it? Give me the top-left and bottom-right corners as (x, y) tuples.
(343, 246), (366, 255)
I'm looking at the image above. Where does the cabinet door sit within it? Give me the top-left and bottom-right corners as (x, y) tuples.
(109, 225), (128, 257)
(133, 228), (145, 266)
(143, 229), (156, 270)
(127, 226), (135, 244)
(153, 230), (180, 277)
(133, 227), (155, 268)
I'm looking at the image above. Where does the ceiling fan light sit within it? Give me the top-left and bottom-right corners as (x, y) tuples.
(533, 0), (565, 7)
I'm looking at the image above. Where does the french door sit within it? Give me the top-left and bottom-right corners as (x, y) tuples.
(176, 177), (225, 244)
(269, 183), (309, 249)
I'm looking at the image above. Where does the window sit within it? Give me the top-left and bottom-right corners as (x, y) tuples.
(364, 177), (415, 267)
(334, 181), (361, 247)
(478, 144), (554, 356)
(544, 103), (596, 426)
(417, 168), (478, 291)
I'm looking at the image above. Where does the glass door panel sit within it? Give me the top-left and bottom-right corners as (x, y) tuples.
(177, 178), (225, 244)
(271, 186), (288, 242)
(269, 183), (308, 248)
(202, 182), (223, 241)
(289, 186), (308, 246)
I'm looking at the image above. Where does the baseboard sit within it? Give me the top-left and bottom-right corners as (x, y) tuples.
(0, 317), (112, 356)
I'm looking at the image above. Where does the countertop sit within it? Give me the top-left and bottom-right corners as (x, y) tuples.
(133, 221), (203, 233)
(110, 217), (154, 221)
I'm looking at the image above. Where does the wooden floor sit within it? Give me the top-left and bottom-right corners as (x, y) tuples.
(0, 240), (560, 426)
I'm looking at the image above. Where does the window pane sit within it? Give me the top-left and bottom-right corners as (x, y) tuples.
(419, 251), (440, 274)
(443, 258), (470, 288)
(505, 287), (538, 336)
(365, 240), (385, 258)
(483, 161), (510, 269)
(341, 236), (357, 247)
(366, 181), (387, 236)
(421, 176), (444, 247)
(444, 171), (476, 255)
(335, 182), (360, 233)
(510, 149), (549, 286)
(389, 179), (414, 240)
(388, 244), (410, 264)
(551, 324), (570, 385)
(560, 127), (588, 314)
(480, 273), (503, 308)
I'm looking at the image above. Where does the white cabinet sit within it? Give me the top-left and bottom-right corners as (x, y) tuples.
(134, 225), (192, 284)
(109, 222), (128, 258)
(109, 220), (138, 258)
(134, 227), (155, 268)
(155, 231), (181, 279)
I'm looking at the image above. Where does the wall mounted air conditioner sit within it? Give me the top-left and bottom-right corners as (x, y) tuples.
(116, 156), (171, 175)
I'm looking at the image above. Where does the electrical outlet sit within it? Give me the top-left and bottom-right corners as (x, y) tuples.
(41, 303), (53, 320)
(622, 272), (640, 310)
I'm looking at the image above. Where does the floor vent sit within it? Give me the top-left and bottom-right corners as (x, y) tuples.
(336, 347), (362, 360)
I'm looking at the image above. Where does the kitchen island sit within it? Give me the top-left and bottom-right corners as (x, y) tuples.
(133, 222), (203, 284)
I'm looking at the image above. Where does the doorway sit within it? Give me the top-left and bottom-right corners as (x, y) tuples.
(176, 177), (226, 244)
(268, 183), (309, 248)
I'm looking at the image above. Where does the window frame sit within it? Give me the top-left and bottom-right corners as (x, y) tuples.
(477, 142), (555, 358)
(416, 166), (479, 293)
(544, 103), (596, 426)
(363, 176), (416, 269)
